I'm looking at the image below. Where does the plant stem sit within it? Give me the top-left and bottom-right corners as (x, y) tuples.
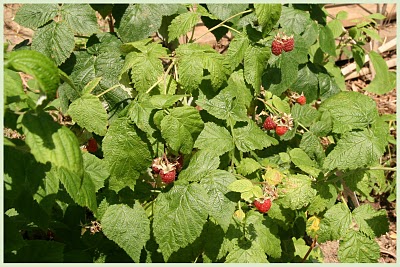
(96, 84), (120, 98)
(369, 166), (397, 171)
(301, 237), (317, 263)
(221, 24), (241, 34)
(145, 78), (163, 94)
(192, 9), (253, 43)
(163, 58), (176, 94)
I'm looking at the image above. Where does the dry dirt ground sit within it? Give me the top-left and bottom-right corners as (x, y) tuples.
(3, 4), (397, 264)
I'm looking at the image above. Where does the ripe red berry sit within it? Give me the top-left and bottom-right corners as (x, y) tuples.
(297, 95), (306, 105)
(254, 198), (272, 213)
(282, 37), (294, 52)
(271, 39), (283, 56)
(263, 116), (277, 130)
(160, 169), (176, 184)
(275, 125), (288, 136)
(86, 138), (98, 153)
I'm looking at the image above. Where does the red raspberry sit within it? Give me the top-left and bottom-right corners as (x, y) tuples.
(86, 138), (98, 153)
(160, 169), (176, 184)
(282, 37), (294, 52)
(254, 198), (272, 213)
(275, 125), (288, 136)
(263, 116), (277, 130)
(271, 39), (283, 56)
(152, 157), (163, 174)
(297, 95), (306, 105)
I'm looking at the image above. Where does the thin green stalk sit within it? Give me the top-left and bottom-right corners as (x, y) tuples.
(96, 84), (120, 98)
(221, 24), (241, 34)
(192, 9), (253, 43)
(146, 78), (163, 94)
(163, 58), (176, 94)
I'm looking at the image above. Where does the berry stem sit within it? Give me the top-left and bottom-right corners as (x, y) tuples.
(301, 237), (317, 263)
(96, 84), (121, 98)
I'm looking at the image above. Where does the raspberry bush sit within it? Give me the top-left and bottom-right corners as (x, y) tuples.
(4, 3), (396, 263)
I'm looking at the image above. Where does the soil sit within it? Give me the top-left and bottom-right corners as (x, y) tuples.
(3, 4), (397, 264)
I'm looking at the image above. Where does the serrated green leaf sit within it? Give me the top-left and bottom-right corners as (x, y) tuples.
(319, 91), (378, 133)
(61, 4), (99, 35)
(278, 6), (311, 35)
(352, 204), (389, 238)
(323, 129), (386, 171)
(226, 240), (268, 263)
(224, 70), (253, 108)
(228, 179), (253, 193)
(267, 202), (296, 230)
(291, 103), (320, 127)
(6, 50), (60, 100)
(82, 152), (109, 192)
(153, 183), (209, 261)
(319, 25), (336, 56)
(278, 174), (317, 210)
(20, 112), (83, 174)
(200, 170), (237, 231)
(6, 240), (65, 262)
(341, 169), (372, 200)
(272, 95), (290, 114)
(254, 4), (281, 35)
(237, 158), (262, 176)
(4, 215), (27, 254)
(289, 148), (321, 177)
(207, 4), (248, 22)
(102, 203), (150, 262)
(307, 183), (337, 215)
(175, 49), (203, 92)
(299, 132), (325, 166)
(327, 19), (345, 38)
(178, 150), (220, 182)
(4, 69), (31, 111)
(245, 212), (282, 258)
(337, 230), (380, 263)
(161, 106), (204, 154)
(194, 122), (234, 156)
(149, 95), (185, 109)
(317, 203), (352, 242)
(244, 44), (270, 94)
(168, 11), (200, 41)
(82, 77), (102, 95)
(68, 94), (108, 136)
(57, 167), (97, 212)
(32, 21), (75, 66)
(291, 63), (319, 102)
(102, 118), (152, 192)
(364, 51), (396, 94)
(14, 4), (58, 30)
(224, 33), (249, 70)
(127, 96), (155, 135)
(33, 166), (60, 213)
(233, 120), (278, 152)
(318, 72), (341, 100)
(117, 4), (179, 42)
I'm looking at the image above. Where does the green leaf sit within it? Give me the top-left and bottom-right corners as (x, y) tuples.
(4, 69), (30, 111)
(150, 95), (185, 109)
(61, 4), (99, 35)
(168, 11), (200, 41)
(244, 44), (270, 94)
(319, 25), (336, 56)
(224, 33), (249, 70)
(278, 6), (311, 35)
(318, 72), (341, 100)
(179, 150), (220, 182)
(233, 120), (278, 152)
(200, 170), (237, 231)
(117, 4), (179, 42)
(317, 203), (352, 242)
(364, 51), (396, 94)
(57, 167), (97, 212)
(291, 103), (320, 127)
(82, 77), (102, 95)
(161, 106), (204, 154)
(102, 118), (152, 192)
(32, 21), (75, 66)
(272, 95), (290, 114)
(33, 167), (60, 213)
(267, 202), (296, 230)
(194, 122), (234, 156)
(14, 4), (58, 29)
(323, 129), (386, 171)
(278, 174), (317, 210)
(352, 204), (389, 239)
(307, 183), (337, 215)
(82, 152), (110, 192)
(226, 240), (268, 263)
(4, 215), (27, 254)
(20, 112), (83, 174)
(6, 50), (60, 100)
(102, 203), (150, 263)
(245, 211), (282, 258)
(327, 19), (345, 38)
(254, 4), (281, 35)
(224, 70), (253, 108)
(319, 91), (378, 133)
(337, 230), (380, 263)
(291, 63), (319, 102)
(153, 184), (209, 261)
(228, 179), (253, 193)
(196, 89), (248, 122)
(289, 148), (321, 177)
(127, 96), (155, 135)
(6, 240), (65, 263)
(207, 4), (248, 22)
(237, 158), (262, 176)
(175, 49), (203, 92)
(68, 94), (108, 136)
